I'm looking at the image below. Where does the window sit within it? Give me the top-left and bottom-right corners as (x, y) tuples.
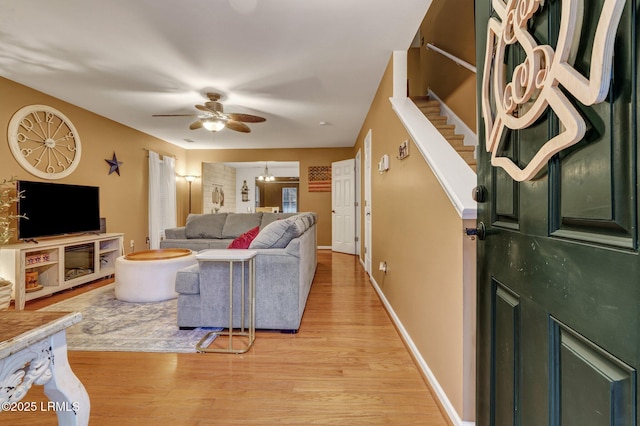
(282, 187), (298, 213)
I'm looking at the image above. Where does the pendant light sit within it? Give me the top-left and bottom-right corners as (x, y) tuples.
(258, 162), (275, 182)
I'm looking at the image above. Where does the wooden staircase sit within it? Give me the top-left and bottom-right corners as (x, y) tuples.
(411, 96), (476, 172)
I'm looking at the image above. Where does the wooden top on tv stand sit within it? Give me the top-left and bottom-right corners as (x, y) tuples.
(1, 232), (124, 250)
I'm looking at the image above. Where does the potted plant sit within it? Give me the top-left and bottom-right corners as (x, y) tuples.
(0, 177), (24, 309)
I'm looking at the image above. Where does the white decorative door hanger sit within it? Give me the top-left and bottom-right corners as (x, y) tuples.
(482, 0), (625, 181)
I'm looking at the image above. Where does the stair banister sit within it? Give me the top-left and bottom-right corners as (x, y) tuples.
(425, 43), (476, 74)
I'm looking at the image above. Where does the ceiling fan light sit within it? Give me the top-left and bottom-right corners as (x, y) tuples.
(202, 117), (226, 132)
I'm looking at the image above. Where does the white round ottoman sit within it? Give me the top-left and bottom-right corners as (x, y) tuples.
(115, 249), (197, 302)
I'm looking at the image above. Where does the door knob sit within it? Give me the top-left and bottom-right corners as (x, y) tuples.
(465, 222), (486, 240)
(472, 185), (487, 203)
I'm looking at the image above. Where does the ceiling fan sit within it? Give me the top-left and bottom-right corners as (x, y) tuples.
(153, 92), (266, 133)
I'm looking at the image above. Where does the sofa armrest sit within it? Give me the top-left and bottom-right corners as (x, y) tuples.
(175, 264), (200, 294)
(164, 227), (187, 239)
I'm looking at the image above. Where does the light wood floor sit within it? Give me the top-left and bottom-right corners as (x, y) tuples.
(4, 251), (450, 425)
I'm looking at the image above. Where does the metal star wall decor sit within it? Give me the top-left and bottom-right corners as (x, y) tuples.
(481, 0), (625, 181)
(105, 152), (123, 176)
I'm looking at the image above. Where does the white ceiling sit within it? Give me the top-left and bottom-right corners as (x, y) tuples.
(0, 0), (429, 150)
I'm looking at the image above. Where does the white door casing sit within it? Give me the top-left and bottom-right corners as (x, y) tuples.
(355, 149), (362, 256)
(364, 130), (372, 273)
(331, 158), (356, 254)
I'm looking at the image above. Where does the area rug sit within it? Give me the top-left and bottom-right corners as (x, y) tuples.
(39, 284), (220, 353)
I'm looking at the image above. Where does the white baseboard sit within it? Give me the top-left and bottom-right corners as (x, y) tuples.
(369, 275), (475, 426)
(317, 246), (332, 250)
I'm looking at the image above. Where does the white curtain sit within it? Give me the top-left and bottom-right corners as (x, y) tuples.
(162, 156), (177, 233)
(148, 151), (162, 249)
(148, 151), (177, 249)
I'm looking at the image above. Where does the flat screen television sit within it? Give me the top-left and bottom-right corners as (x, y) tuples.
(17, 181), (100, 240)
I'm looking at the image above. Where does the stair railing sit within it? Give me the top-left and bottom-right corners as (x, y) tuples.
(425, 43), (476, 73)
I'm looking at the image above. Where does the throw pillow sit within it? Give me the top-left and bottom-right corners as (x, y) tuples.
(249, 217), (300, 249)
(227, 226), (260, 249)
(259, 212), (297, 229)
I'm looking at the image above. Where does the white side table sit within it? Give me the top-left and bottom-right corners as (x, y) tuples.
(195, 249), (257, 354)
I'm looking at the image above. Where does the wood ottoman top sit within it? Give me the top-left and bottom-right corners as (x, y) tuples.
(124, 248), (192, 261)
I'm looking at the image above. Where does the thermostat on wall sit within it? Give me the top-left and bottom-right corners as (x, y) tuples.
(378, 154), (390, 173)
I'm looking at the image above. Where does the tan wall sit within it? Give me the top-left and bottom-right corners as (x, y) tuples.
(184, 148), (353, 247)
(0, 77), (187, 253)
(352, 58), (468, 416)
(410, 0), (477, 131)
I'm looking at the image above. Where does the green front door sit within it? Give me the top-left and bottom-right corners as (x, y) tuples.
(475, 1), (638, 424)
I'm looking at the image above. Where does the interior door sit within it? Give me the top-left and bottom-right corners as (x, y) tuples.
(332, 158), (356, 254)
(476, 1), (638, 425)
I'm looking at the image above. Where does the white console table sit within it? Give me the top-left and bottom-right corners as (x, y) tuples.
(0, 311), (90, 425)
(0, 233), (124, 310)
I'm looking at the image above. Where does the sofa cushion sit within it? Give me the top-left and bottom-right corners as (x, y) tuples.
(221, 213), (263, 238)
(185, 213), (227, 239)
(228, 226), (260, 249)
(207, 240), (236, 249)
(159, 239), (213, 251)
(249, 217), (300, 249)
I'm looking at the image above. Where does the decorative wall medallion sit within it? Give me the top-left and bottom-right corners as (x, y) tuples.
(7, 105), (81, 180)
(482, 0), (625, 181)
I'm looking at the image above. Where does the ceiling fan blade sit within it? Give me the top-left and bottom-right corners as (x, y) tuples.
(226, 120), (251, 133)
(195, 104), (210, 113)
(152, 114), (199, 117)
(227, 113), (266, 123)
(189, 120), (203, 130)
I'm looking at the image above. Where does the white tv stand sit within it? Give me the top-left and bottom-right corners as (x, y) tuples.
(0, 233), (124, 310)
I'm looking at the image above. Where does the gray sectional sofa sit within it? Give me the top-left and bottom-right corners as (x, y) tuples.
(163, 212), (318, 332)
(160, 212), (299, 251)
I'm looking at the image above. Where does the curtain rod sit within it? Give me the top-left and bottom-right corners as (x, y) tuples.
(142, 147), (176, 158)
(426, 43), (476, 74)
